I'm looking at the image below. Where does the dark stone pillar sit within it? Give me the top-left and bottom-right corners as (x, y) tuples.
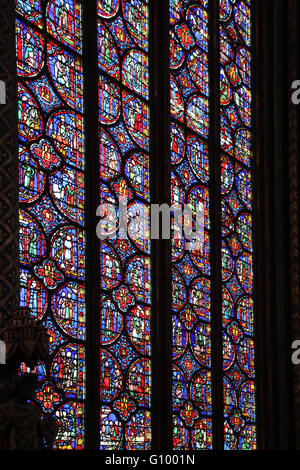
(288, 0), (300, 450)
(0, 0), (19, 315)
(150, 0), (173, 450)
(256, 0), (294, 449)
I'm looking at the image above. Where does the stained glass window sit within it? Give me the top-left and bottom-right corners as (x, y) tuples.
(220, 0), (256, 450)
(97, 0), (151, 450)
(16, 0), (86, 450)
(170, 0), (256, 451)
(15, 0), (256, 451)
(170, 0), (212, 450)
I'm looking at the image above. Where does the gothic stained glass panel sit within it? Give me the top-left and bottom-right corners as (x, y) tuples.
(14, 0), (257, 451)
(97, 0), (151, 450)
(170, 0), (212, 450)
(16, 0), (86, 449)
(220, 0), (256, 450)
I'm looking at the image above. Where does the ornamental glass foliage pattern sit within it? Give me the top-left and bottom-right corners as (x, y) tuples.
(16, 0), (86, 449)
(170, 0), (212, 450)
(97, 0), (151, 450)
(219, 0), (256, 449)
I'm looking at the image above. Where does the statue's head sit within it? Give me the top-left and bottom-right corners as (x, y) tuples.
(13, 373), (38, 402)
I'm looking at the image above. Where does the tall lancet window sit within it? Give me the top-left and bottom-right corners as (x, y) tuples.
(220, 0), (256, 450)
(170, 0), (256, 450)
(97, 0), (152, 450)
(16, 0), (86, 449)
(15, 0), (256, 451)
(170, 0), (212, 450)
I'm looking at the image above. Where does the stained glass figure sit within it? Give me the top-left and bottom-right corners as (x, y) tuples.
(16, 0), (86, 450)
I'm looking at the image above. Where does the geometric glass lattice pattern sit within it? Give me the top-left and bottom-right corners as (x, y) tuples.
(98, 0), (151, 450)
(220, 0), (256, 450)
(16, 0), (86, 449)
(170, 0), (212, 450)
(15, 0), (256, 451)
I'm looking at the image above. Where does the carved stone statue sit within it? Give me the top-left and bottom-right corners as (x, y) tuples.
(0, 374), (57, 450)
(0, 308), (58, 450)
